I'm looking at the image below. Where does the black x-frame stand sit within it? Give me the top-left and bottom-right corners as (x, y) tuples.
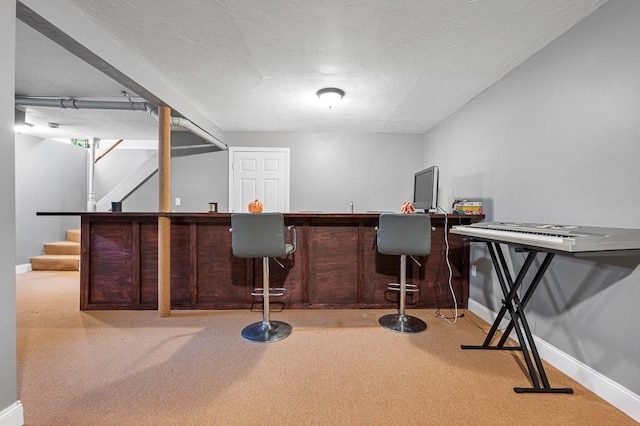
(461, 240), (574, 394)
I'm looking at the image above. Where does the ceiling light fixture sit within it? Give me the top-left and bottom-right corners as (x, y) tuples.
(316, 87), (345, 109)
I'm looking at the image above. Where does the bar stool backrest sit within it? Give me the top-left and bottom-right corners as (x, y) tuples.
(231, 213), (287, 258)
(377, 213), (432, 256)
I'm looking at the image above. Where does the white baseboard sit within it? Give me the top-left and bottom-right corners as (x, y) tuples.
(15, 264), (31, 275)
(0, 401), (24, 426)
(467, 298), (640, 423)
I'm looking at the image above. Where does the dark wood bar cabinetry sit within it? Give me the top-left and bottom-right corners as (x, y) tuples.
(55, 212), (483, 310)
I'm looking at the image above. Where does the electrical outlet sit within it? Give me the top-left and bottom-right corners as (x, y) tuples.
(471, 265), (477, 277)
(175, 197), (181, 206)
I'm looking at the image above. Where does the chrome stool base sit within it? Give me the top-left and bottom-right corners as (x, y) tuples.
(379, 313), (427, 333)
(241, 320), (292, 343)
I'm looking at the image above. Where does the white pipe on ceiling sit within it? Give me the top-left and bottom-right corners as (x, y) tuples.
(143, 104), (227, 151)
(14, 96), (228, 151)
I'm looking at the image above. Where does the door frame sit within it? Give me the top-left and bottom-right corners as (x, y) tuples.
(228, 146), (291, 213)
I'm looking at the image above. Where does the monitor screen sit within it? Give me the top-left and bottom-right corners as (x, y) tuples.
(413, 166), (439, 212)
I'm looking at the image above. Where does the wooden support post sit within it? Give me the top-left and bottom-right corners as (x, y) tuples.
(158, 105), (171, 317)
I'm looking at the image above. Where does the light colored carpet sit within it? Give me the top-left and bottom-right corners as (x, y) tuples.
(16, 271), (636, 425)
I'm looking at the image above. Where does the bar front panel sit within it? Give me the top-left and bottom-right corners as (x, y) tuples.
(79, 213), (481, 310)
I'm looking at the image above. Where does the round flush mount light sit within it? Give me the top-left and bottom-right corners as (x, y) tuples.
(316, 87), (345, 109)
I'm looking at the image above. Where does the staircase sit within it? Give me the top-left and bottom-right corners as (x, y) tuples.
(30, 229), (81, 271)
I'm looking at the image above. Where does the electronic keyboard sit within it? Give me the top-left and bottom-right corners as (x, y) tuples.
(451, 222), (640, 252)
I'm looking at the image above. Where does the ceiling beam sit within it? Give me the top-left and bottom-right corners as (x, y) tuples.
(16, 0), (224, 143)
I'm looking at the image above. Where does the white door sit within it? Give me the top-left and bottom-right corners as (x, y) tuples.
(228, 147), (290, 213)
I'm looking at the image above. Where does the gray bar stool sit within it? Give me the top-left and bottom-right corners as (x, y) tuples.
(231, 213), (296, 343)
(376, 213), (431, 333)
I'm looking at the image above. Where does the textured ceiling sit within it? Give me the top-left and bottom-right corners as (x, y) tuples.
(15, 0), (607, 139)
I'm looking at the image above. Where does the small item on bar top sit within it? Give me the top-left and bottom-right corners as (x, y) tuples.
(208, 202), (218, 213)
(453, 199), (484, 215)
(400, 201), (415, 214)
(248, 199), (263, 213)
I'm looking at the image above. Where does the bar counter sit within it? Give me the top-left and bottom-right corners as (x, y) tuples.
(39, 212), (484, 310)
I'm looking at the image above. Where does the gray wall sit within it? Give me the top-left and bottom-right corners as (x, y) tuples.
(94, 147), (156, 199)
(98, 132), (228, 213)
(424, 0), (640, 394)
(225, 132), (425, 213)
(15, 135), (86, 264)
(125, 132), (424, 213)
(116, 148), (228, 212)
(1, 0), (18, 414)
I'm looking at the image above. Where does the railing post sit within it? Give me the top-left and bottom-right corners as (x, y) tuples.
(86, 137), (98, 212)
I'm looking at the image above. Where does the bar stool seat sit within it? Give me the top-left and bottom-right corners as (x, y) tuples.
(231, 212), (296, 343)
(376, 213), (431, 333)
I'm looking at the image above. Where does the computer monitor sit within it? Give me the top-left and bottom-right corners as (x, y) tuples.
(413, 166), (439, 212)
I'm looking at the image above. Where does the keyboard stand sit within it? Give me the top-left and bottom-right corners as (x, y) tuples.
(461, 240), (574, 394)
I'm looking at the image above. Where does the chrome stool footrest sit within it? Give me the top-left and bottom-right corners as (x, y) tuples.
(387, 283), (419, 293)
(251, 287), (286, 297)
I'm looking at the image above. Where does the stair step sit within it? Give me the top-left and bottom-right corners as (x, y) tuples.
(31, 255), (80, 271)
(44, 241), (80, 255)
(67, 229), (81, 243)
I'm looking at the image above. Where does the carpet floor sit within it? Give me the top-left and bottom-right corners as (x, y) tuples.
(16, 271), (636, 425)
